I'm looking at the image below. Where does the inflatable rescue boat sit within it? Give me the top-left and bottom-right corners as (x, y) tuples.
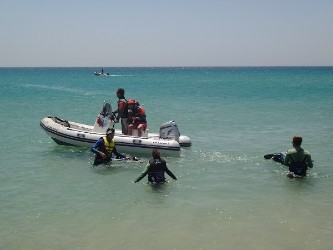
(40, 101), (191, 155)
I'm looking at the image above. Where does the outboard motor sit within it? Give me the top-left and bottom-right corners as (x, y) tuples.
(93, 101), (115, 133)
(159, 121), (180, 142)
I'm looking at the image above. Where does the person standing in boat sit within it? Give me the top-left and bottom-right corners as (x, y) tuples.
(112, 88), (129, 134)
(134, 149), (177, 184)
(91, 128), (127, 165)
(127, 99), (147, 137)
(284, 135), (313, 177)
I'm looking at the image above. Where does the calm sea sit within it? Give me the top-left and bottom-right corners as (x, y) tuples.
(1, 67), (333, 250)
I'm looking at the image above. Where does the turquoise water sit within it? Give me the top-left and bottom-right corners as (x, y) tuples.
(1, 67), (333, 249)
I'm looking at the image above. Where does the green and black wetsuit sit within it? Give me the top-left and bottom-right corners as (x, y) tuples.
(134, 157), (177, 183)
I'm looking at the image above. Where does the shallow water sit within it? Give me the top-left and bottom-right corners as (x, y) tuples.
(1, 67), (333, 249)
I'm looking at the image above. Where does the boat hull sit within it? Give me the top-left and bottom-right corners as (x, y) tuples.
(94, 72), (109, 76)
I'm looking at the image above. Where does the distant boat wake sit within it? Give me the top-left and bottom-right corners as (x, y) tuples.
(24, 84), (102, 96)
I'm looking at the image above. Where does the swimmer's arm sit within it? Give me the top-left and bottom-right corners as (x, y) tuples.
(134, 163), (150, 183)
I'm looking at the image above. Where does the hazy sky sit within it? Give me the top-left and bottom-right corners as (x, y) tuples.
(1, 0), (332, 67)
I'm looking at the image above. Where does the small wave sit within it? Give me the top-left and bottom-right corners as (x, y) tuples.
(197, 151), (261, 164)
(24, 84), (102, 96)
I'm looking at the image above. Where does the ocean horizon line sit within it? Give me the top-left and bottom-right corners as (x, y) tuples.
(1, 65), (332, 69)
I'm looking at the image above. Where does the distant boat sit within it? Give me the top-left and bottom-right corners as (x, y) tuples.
(94, 68), (110, 76)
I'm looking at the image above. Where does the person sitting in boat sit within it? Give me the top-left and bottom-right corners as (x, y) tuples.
(112, 88), (129, 134)
(91, 128), (128, 165)
(127, 99), (147, 137)
(134, 149), (177, 184)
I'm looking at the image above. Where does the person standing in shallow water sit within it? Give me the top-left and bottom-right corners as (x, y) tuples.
(134, 149), (177, 184)
(112, 88), (129, 134)
(90, 128), (127, 165)
(284, 135), (313, 177)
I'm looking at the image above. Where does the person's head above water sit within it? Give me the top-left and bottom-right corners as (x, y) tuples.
(106, 128), (115, 139)
(152, 149), (161, 159)
(292, 135), (302, 147)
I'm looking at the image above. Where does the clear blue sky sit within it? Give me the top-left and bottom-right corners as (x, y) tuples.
(1, 0), (332, 67)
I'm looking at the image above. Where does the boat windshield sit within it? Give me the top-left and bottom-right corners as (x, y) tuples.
(101, 101), (112, 116)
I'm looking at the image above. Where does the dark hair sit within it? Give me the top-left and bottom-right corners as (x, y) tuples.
(152, 149), (160, 158)
(117, 88), (125, 95)
(292, 136), (302, 146)
(106, 128), (115, 135)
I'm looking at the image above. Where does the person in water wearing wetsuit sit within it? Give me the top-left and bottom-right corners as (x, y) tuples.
(134, 149), (177, 184)
(91, 128), (127, 165)
(284, 135), (313, 177)
(265, 135), (314, 177)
